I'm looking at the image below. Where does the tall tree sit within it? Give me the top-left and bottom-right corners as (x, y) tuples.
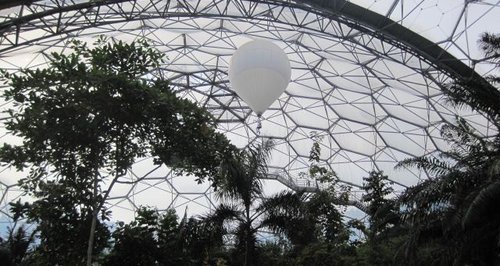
(0, 37), (235, 265)
(396, 33), (500, 266)
(347, 170), (403, 266)
(361, 171), (399, 239)
(205, 139), (274, 266)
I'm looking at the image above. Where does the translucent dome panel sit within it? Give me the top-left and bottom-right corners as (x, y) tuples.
(0, 0), (497, 221)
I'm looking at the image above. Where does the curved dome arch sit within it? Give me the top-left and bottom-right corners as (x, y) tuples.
(0, 0), (497, 221)
(0, 0), (485, 81)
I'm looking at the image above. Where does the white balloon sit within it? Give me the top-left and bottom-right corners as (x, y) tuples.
(229, 39), (291, 116)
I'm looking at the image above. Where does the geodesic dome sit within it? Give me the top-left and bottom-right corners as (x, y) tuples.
(0, 0), (498, 222)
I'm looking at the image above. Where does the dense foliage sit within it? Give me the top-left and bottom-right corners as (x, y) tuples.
(0, 37), (235, 265)
(395, 32), (500, 266)
(103, 207), (224, 266)
(0, 33), (498, 265)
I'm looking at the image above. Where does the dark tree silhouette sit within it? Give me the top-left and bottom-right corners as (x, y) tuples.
(397, 33), (500, 266)
(0, 37), (235, 265)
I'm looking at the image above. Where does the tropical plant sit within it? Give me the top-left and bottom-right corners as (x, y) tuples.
(104, 207), (214, 266)
(0, 218), (36, 266)
(256, 241), (292, 266)
(179, 213), (230, 265)
(346, 170), (404, 266)
(0, 36), (235, 265)
(205, 138), (347, 265)
(260, 135), (355, 263)
(104, 208), (161, 266)
(203, 139), (274, 266)
(259, 190), (316, 251)
(396, 33), (500, 266)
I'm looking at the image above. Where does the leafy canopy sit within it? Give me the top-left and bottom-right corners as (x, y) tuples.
(0, 36), (234, 184)
(0, 36), (236, 265)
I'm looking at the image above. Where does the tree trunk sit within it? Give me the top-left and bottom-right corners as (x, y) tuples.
(244, 206), (251, 266)
(86, 177), (99, 266)
(85, 168), (123, 266)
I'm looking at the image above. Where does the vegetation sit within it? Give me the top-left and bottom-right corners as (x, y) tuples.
(0, 33), (498, 265)
(0, 37), (235, 265)
(0, 219), (34, 266)
(205, 139), (275, 266)
(104, 207), (221, 266)
(395, 32), (500, 266)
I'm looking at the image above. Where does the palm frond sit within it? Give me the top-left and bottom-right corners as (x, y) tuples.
(258, 190), (305, 214)
(258, 191), (305, 231)
(399, 171), (474, 225)
(463, 181), (500, 228)
(201, 203), (243, 226)
(232, 222), (258, 257)
(248, 138), (274, 178)
(258, 190), (320, 245)
(441, 117), (487, 151)
(215, 139), (274, 206)
(215, 153), (249, 201)
(396, 156), (453, 177)
(442, 78), (500, 124)
(197, 203), (242, 249)
(440, 118), (497, 169)
(479, 33), (500, 61)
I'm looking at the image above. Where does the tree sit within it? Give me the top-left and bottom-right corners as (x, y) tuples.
(204, 139), (274, 266)
(261, 189), (356, 265)
(0, 37), (235, 265)
(294, 134), (352, 248)
(202, 138), (343, 265)
(260, 190), (317, 251)
(348, 170), (403, 266)
(178, 214), (229, 265)
(104, 208), (161, 266)
(105, 207), (227, 266)
(0, 218), (36, 266)
(361, 171), (396, 231)
(261, 135), (355, 264)
(396, 33), (500, 266)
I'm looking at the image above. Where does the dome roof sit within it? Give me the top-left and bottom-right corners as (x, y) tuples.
(0, 0), (498, 221)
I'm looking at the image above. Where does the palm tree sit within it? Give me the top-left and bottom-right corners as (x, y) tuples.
(204, 136), (362, 265)
(260, 189), (349, 249)
(396, 33), (500, 266)
(259, 190), (316, 250)
(204, 139), (273, 266)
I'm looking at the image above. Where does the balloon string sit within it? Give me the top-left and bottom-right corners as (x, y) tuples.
(256, 114), (262, 136)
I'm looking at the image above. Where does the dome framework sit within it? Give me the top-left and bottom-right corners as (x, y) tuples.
(0, 0), (498, 221)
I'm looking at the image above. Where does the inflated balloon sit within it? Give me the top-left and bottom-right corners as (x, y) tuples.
(229, 39), (291, 116)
